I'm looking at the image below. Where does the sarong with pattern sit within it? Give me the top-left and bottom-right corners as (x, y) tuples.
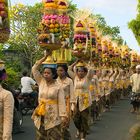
(73, 106), (89, 138)
(36, 118), (63, 140)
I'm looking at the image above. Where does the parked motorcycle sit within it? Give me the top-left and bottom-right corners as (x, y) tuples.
(17, 90), (38, 115)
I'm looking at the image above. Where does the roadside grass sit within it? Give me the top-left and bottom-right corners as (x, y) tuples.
(134, 128), (140, 140)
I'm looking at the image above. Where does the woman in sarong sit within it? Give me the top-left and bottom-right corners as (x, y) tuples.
(56, 64), (75, 140)
(68, 60), (93, 140)
(32, 50), (67, 140)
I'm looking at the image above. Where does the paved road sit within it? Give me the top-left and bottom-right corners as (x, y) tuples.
(13, 98), (139, 140)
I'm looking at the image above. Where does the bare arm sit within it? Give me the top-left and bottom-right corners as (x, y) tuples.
(87, 66), (94, 80)
(68, 59), (79, 79)
(109, 69), (114, 78)
(32, 50), (51, 84)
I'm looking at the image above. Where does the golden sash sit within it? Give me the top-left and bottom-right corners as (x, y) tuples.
(35, 98), (57, 116)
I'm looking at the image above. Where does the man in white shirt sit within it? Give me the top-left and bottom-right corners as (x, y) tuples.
(130, 65), (140, 113)
(21, 71), (36, 95)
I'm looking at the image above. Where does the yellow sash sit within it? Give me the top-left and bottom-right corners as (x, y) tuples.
(89, 85), (94, 91)
(35, 98), (57, 116)
(80, 93), (89, 108)
(109, 82), (113, 89)
(101, 81), (106, 88)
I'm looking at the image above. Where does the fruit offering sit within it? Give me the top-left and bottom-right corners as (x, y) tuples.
(57, 0), (69, 12)
(72, 20), (89, 58)
(37, 14), (61, 50)
(101, 39), (108, 54)
(58, 14), (70, 48)
(119, 45), (130, 68)
(88, 23), (97, 48)
(43, 0), (57, 12)
(101, 38), (109, 65)
(0, 0), (10, 43)
(96, 36), (102, 52)
(70, 9), (91, 58)
(38, 0), (71, 50)
(113, 45), (121, 67)
(130, 51), (138, 67)
(57, 0), (70, 48)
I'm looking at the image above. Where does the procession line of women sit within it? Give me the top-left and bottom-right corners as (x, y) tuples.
(31, 50), (131, 140)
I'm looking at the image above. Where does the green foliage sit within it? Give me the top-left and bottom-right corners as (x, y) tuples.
(4, 67), (20, 88)
(128, 0), (140, 46)
(69, 1), (77, 12)
(0, 44), (5, 59)
(95, 14), (124, 45)
(9, 3), (43, 69)
(134, 127), (140, 140)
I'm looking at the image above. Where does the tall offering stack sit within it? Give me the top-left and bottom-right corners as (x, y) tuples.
(120, 45), (130, 69)
(130, 50), (139, 67)
(38, 0), (70, 49)
(71, 9), (91, 60)
(38, 0), (71, 63)
(0, 0), (10, 43)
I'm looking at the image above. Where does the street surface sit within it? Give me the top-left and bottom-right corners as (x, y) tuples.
(13, 98), (139, 140)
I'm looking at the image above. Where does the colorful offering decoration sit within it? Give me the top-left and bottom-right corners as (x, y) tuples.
(71, 9), (91, 59)
(0, 0), (10, 43)
(38, 0), (70, 50)
(130, 50), (138, 67)
(37, 4), (140, 68)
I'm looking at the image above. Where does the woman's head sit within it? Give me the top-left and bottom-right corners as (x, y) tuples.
(76, 66), (88, 79)
(43, 67), (57, 82)
(57, 64), (68, 78)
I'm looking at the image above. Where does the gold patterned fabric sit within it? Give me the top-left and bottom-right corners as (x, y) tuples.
(57, 77), (75, 119)
(36, 118), (63, 140)
(74, 76), (92, 112)
(68, 66), (93, 112)
(0, 85), (14, 140)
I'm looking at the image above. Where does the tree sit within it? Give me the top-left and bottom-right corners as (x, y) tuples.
(95, 14), (124, 45)
(128, 0), (140, 45)
(8, 3), (43, 70)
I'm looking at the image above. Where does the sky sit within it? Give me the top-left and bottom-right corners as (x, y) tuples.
(10, 0), (140, 53)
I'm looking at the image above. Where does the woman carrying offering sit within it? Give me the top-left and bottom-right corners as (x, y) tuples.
(68, 60), (93, 140)
(32, 50), (67, 140)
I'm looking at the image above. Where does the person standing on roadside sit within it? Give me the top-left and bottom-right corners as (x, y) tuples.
(130, 65), (140, 113)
